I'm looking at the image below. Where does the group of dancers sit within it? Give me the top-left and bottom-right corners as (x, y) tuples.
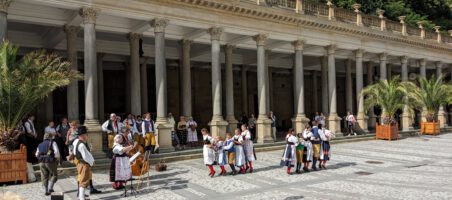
(281, 121), (333, 174)
(202, 124), (256, 177)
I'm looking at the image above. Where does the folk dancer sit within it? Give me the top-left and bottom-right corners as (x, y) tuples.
(141, 113), (157, 153)
(302, 125), (313, 172)
(241, 124), (255, 173)
(295, 130), (304, 174)
(101, 113), (120, 153)
(215, 136), (227, 176)
(187, 117), (198, 147)
(311, 122), (321, 171)
(202, 129), (216, 177)
(24, 115), (38, 164)
(73, 126), (95, 200)
(110, 133), (134, 190)
(177, 116), (188, 149)
(36, 132), (60, 196)
(56, 118), (71, 162)
(319, 124), (333, 169)
(280, 129), (297, 175)
(233, 128), (246, 174)
(223, 133), (237, 175)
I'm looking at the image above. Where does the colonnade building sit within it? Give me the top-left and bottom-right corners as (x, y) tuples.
(2, 0), (452, 152)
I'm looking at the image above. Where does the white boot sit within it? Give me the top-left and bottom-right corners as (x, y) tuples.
(79, 187), (85, 200)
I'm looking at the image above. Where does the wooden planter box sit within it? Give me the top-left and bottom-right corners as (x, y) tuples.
(376, 124), (399, 141)
(420, 122), (440, 135)
(0, 145), (27, 184)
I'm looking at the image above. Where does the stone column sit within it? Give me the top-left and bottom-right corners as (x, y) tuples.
(345, 59), (353, 113)
(140, 58), (148, 114)
(379, 53), (387, 81)
(321, 56), (329, 115)
(208, 27), (228, 138)
(0, 0), (10, 40)
(355, 49), (367, 131)
(419, 58), (427, 122)
(401, 56), (412, 131)
(253, 34), (273, 143)
(387, 64), (392, 79)
(241, 66), (248, 114)
(224, 45), (238, 133)
(180, 40), (192, 117)
(64, 25), (80, 122)
(97, 53), (105, 121)
(265, 50), (272, 112)
(128, 33), (142, 115)
(436, 62), (447, 128)
(313, 71), (319, 112)
(151, 18), (173, 152)
(292, 40), (310, 134)
(366, 62), (376, 129)
(326, 45), (341, 134)
(79, 7), (102, 153)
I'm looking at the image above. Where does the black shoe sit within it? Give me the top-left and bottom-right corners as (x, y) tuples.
(49, 189), (55, 193)
(90, 188), (102, 194)
(45, 192), (51, 196)
(312, 167), (318, 171)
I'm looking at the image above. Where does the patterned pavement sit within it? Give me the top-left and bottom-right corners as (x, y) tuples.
(2, 133), (452, 200)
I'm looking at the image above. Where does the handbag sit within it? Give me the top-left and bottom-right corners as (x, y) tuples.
(155, 161), (167, 172)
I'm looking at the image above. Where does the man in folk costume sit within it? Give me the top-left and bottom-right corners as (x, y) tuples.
(280, 129), (298, 175)
(310, 121), (321, 171)
(35, 132), (60, 196)
(123, 114), (138, 135)
(101, 113), (120, 153)
(73, 126), (95, 200)
(295, 130), (305, 174)
(141, 113), (157, 153)
(223, 132), (237, 175)
(233, 128), (246, 174)
(110, 133), (134, 190)
(214, 136), (227, 176)
(135, 115), (144, 145)
(202, 129), (216, 177)
(302, 125), (313, 172)
(318, 124), (333, 169)
(241, 124), (255, 173)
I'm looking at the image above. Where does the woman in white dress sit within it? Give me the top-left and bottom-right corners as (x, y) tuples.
(110, 134), (134, 189)
(187, 117), (198, 147)
(233, 128), (246, 174)
(280, 129), (298, 175)
(241, 124), (255, 173)
(302, 125), (313, 172)
(202, 128), (216, 177)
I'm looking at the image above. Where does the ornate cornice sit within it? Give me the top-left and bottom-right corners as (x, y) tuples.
(208, 26), (223, 41)
(150, 18), (169, 33)
(0, 0), (11, 13)
(292, 40), (304, 51)
(164, 0), (452, 52)
(253, 34), (268, 46)
(79, 7), (100, 24)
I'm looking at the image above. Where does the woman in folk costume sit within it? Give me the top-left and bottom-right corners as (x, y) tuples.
(241, 124), (255, 173)
(319, 124), (333, 169)
(187, 117), (198, 147)
(295, 130), (304, 174)
(223, 132), (237, 175)
(215, 136), (227, 176)
(233, 128), (247, 174)
(202, 129), (216, 177)
(109, 133), (134, 190)
(302, 124), (313, 172)
(141, 113), (157, 153)
(177, 116), (188, 150)
(280, 129), (298, 175)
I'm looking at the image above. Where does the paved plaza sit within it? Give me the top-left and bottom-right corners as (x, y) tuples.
(3, 133), (452, 200)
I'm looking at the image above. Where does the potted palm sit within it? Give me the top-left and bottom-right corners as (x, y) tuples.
(361, 76), (413, 140)
(0, 41), (81, 183)
(404, 75), (452, 135)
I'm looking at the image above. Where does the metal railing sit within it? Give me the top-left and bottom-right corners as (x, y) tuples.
(302, 0), (328, 16)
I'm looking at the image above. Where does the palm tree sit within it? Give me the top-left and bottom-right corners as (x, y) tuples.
(403, 75), (452, 122)
(361, 76), (414, 125)
(0, 41), (82, 151)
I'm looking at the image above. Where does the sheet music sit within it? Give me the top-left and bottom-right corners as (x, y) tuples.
(129, 152), (141, 163)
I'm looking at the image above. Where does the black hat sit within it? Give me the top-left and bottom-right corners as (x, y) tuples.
(75, 126), (88, 137)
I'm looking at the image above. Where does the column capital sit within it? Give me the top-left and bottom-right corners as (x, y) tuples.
(0, 0), (12, 13)
(353, 3), (361, 13)
(434, 26), (441, 33)
(292, 40), (305, 51)
(377, 9), (385, 19)
(208, 26), (224, 41)
(448, 30), (452, 37)
(435, 61), (443, 68)
(326, 45), (336, 55)
(97, 52), (106, 59)
(223, 44), (235, 52)
(417, 21), (425, 30)
(398, 16), (406, 24)
(326, 0), (333, 7)
(400, 56), (408, 64)
(419, 58), (427, 66)
(379, 52), (388, 61)
(79, 7), (100, 24)
(128, 32), (142, 42)
(63, 25), (80, 36)
(180, 39), (193, 46)
(150, 18), (169, 33)
(253, 34), (268, 46)
(355, 49), (364, 58)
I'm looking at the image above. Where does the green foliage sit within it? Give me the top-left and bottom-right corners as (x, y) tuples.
(0, 41), (82, 133)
